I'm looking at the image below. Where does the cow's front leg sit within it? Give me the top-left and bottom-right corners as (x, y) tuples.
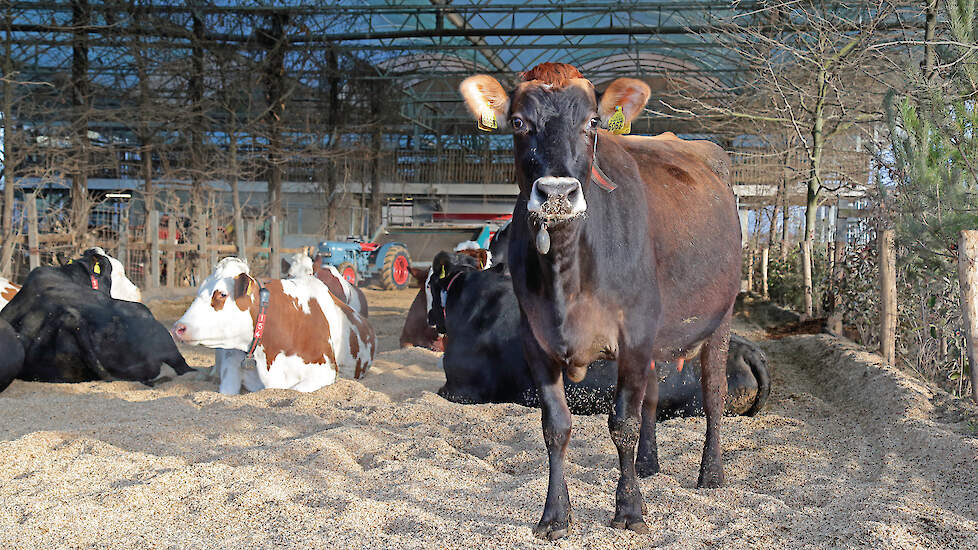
(636, 370), (660, 477)
(697, 309), (731, 488)
(609, 346), (652, 533)
(524, 336), (573, 540)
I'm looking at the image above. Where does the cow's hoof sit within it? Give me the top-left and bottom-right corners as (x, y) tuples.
(532, 510), (572, 540)
(610, 518), (649, 534)
(696, 471), (724, 489)
(636, 458), (660, 478)
(532, 522), (568, 540)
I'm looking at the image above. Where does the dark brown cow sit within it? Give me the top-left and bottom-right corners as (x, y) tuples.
(459, 63), (741, 538)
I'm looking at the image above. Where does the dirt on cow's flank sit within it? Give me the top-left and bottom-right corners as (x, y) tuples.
(0, 289), (976, 549)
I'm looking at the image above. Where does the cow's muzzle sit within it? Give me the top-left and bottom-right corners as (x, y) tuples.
(527, 177), (586, 222)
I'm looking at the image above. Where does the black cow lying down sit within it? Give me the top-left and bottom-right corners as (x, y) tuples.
(0, 318), (24, 384)
(428, 255), (770, 418)
(0, 251), (193, 392)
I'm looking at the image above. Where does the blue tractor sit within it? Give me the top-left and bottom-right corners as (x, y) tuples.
(314, 240), (412, 290)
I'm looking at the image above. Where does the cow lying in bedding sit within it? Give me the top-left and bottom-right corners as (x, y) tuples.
(172, 257), (375, 395)
(0, 250), (192, 391)
(0, 247), (141, 310)
(425, 252), (770, 417)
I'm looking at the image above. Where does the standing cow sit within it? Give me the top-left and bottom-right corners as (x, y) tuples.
(172, 257), (375, 394)
(460, 63), (742, 537)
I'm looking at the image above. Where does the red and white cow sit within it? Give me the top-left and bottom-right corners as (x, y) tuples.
(283, 252), (368, 317)
(0, 247), (141, 310)
(172, 257), (375, 395)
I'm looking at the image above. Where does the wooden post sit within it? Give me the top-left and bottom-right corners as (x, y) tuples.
(149, 210), (160, 289)
(269, 215), (282, 278)
(956, 230), (978, 402)
(245, 219), (256, 267)
(800, 240), (813, 318)
(827, 239), (846, 335)
(195, 211), (207, 285)
(878, 229), (897, 365)
(166, 215), (176, 288)
(761, 246), (769, 299)
(117, 206), (129, 270)
(209, 216), (219, 268)
(746, 247), (755, 293)
(26, 193), (39, 270)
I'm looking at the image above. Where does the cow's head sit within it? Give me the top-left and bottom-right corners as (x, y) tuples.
(171, 257), (258, 350)
(83, 247), (142, 301)
(66, 250), (114, 294)
(426, 251), (483, 333)
(282, 252), (314, 278)
(459, 63), (649, 243)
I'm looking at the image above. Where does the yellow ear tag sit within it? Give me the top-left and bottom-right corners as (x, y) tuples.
(478, 102), (497, 132)
(608, 105), (628, 134)
(440, 266), (446, 279)
(247, 281), (254, 295)
(93, 262), (101, 275)
(67, 259), (73, 265)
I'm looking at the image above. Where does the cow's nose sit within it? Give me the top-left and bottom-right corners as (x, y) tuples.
(171, 322), (188, 341)
(527, 177), (587, 218)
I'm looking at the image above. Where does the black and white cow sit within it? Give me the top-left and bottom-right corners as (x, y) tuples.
(0, 250), (192, 391)
(427, 255), (770, 417)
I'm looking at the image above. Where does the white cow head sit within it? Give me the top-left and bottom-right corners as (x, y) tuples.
(171, 257), (256, 350)
(282, 252), (314, 278)
(86, 247), (142, 302)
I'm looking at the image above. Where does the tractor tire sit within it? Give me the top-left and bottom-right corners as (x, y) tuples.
(337, 262), (358, 286)
(380, 245), (411, 290)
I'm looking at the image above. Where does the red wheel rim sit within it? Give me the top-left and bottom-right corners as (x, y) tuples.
(342, 266), (356, 284)
(393, 255), (409, 286)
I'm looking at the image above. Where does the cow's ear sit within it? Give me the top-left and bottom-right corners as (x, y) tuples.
(477, 250), (489, 269)
(599, 78), (650, 126)
(233, 273), (254, 301)
(459, 75), (509, 127)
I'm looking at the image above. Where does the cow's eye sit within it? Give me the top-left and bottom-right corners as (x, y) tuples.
(586, 117), (600, 132)
(511, 117), (526, 132)
(219, 291), (227, 298)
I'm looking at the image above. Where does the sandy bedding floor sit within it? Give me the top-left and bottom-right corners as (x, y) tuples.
(0, 289), (976, 549)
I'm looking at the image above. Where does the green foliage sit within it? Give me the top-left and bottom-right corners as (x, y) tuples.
(875, 0), (978, 398)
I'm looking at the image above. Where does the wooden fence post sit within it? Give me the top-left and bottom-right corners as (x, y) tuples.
(209, 216), (219, 268)
(26, 193), (39, 270)
(746, 246), (755, 293)
(149, 210), (160, 289)
(878, 229), (897, 365)
(800, 240), (813, 318)
(956, 230), (978, 402)
(245, 219), (256, 267)
(195, 212), (207, 285)
(761, 246), (769, 299)
(165, 215), (176, 288)
(827, 239), (846, 336)
(117, 206), (129, 270)
(269, 215), (281, 278)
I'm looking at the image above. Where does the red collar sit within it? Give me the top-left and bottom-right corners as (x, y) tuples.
(440, 271), (464, 331)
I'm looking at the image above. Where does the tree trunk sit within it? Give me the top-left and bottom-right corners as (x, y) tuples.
(369, 125), (383, 236)
(878, 229), (897, 366)
(261, 13), (287, 223)
(230, 130), (246, 260)
(70, 0), (91, 243)
(956, 230), (978, 402)
(0, 14), (17, 277)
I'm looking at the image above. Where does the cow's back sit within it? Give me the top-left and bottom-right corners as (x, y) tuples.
(619, 133), (741, 356)
(259, 278), (375, 388)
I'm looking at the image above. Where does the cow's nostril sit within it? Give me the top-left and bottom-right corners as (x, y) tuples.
(173, 323), (187, 337)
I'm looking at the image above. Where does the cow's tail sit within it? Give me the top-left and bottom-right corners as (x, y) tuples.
(743, 350), (771, 417)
